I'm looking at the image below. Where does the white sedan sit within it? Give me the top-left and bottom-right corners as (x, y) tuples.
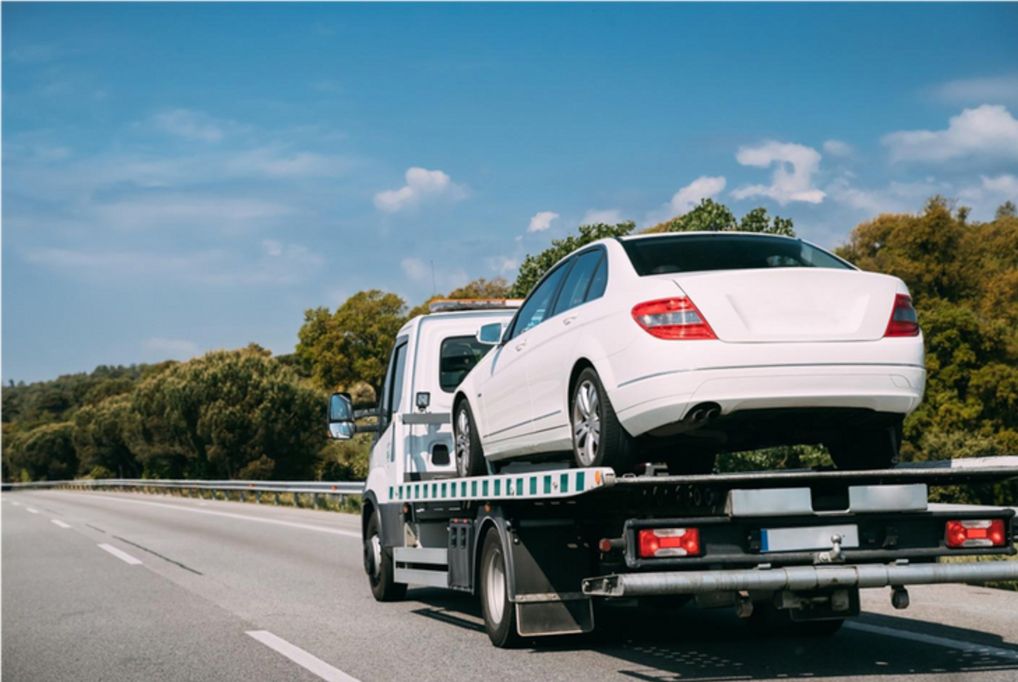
(452, 232), (925, 476)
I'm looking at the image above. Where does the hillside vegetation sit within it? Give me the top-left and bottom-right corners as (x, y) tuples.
(4, 199), (1017, 503)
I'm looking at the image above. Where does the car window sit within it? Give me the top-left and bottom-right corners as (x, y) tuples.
(510, 262), (571, 339)
(553, 250), (603, 316)
(585, 254), (608, 302)
(621, 234), (853, 276)
(439, 336), (493, 392)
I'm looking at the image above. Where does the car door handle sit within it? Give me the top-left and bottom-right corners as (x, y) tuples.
(562, 314), (578, 326)
(515, 339), (528, 352)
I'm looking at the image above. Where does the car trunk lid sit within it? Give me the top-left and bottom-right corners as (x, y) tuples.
(665, 269), (899, 342)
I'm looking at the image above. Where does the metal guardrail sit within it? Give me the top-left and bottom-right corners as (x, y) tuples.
(3, 478), (364, 506)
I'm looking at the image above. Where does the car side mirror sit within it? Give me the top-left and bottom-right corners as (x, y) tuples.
(477, 322), (505, 346)
(328, 392), (355, 440)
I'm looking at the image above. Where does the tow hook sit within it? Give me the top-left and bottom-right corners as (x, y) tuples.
(814, 534), (845, 564)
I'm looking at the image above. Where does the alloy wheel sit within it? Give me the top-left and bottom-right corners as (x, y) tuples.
(573, 379), (601, 466)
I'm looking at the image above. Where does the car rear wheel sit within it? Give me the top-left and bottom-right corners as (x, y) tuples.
(454, 401), (487, 478)
(826, 423), (902, 470)
(571, 368), (635, 474)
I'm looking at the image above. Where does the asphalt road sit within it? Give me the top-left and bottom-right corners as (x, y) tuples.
(4, 490), (1018, 682)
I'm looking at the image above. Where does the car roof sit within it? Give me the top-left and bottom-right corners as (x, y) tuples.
(618, 231), (799, 242)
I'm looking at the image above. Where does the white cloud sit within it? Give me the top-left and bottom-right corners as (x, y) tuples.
(669, 176), (727, 214)
(581, 209), (622, 225)
(732, 141), (825, 205)
(486, 255), (518, 276)
(7, 44), (60, 63)
(935, 73), (1018, 106)
(374, 167), (467, 213)
(823, 140), (854, 158)
(401, 257), (431, 283)
(93, 194), (294, 231)
(882, 105), (1018, 163)
(225, 147), (351, 177)
(959, 174), (1018, 206)
(261, 239), (283, 256)
(827, 177), (948, 215)
(145, 337), (201, 360)
(527, 211), (559, 233)
(151, 109), (225, 142)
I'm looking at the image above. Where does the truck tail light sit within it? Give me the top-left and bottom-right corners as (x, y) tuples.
(632, 298), (716, 340)
(885, 294), (920, 337)
(638, 528), (700, 558)
(945, 519), (1006, 548)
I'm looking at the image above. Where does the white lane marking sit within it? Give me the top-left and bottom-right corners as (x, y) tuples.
(83, 494), (360, 538)
(247, 630), (361, 682)
(97, 543), (143, 565)
(26, 507), (40, 514)
(51, 519), (72, 529)
(847, 622), (1018, 662)
(11, 501), (21, 506)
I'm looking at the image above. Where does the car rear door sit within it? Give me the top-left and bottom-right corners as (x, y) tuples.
(478, 262), (571, 452)
(525, 249), (606, 443)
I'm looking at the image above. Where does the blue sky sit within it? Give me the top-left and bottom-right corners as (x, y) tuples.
(4, 2), (1018, 383)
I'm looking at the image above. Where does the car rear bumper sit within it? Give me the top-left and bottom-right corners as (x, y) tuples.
(612, 363), (926, 438)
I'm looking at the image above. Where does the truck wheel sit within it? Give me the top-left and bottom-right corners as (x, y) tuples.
(479, 530), (522, 648)
(571, 368), (635, 474)
(827, 423), (901, 470)
(364, 510), (406, 602)
(454, 401), (487, 478)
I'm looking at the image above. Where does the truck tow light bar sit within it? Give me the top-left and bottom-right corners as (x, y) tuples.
(638, 528), (700, 558)
(945, 519), (1006, 548)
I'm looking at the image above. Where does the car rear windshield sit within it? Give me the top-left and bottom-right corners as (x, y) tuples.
(620, 234), (852, 276)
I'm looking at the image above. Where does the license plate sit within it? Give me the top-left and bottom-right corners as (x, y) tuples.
(761, 524), (859, 553)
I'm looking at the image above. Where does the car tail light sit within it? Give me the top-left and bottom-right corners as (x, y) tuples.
(885, 294), (920, 337)
(632, 298), (716, 340)
(637, 528), (700, 558)
(945, 519), (1006, 548)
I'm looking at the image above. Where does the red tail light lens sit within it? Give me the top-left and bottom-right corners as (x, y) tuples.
(885, 294), (920, 337)
(637, 528), (700, 558)
(945, 519), (1006, 548)
(632, 298), (716, 340)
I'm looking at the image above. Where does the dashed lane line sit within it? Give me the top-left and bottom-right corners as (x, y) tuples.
(26, 507), (40, 514)
(51, 519), (72, 529)
(247, 630), (361, 682)
(97, 543), (143, 566)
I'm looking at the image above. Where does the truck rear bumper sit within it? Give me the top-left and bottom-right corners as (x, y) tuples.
(582, 560), (1018, 597)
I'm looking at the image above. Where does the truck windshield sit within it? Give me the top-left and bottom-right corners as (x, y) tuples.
(621, 234), (852, 276)
(440, 336), (493, 392)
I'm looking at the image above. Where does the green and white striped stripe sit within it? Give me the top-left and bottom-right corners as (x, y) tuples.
(386, 468), (614, 504)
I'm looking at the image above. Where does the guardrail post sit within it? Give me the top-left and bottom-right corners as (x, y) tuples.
(294, 492), (302, 508)
(312, 493), (319, 509)
(256, 491), (262, 504)
(274, 492), (280, 506)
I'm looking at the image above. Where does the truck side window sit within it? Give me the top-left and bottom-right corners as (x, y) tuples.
(440, 336), (492, 392)
(510, 261), (571, 339)
(552, 250), (603, 316)
(380, 340), (408, 424)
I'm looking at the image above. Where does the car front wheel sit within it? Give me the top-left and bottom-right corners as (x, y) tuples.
(571, 368), (635, 474)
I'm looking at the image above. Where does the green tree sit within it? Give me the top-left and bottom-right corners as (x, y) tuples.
(996, 200), (1017, 220)
(73, 395), (141, 478)
(2, 422), (78, 481)
(510, 222), (636, 297)
(644, 199), (796, 237)
(296, 290), (407, 396)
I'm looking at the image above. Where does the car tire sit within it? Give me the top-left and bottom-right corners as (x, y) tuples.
(827, 423), (902, 470)
(479, 530), (523, 648)
(365, 510), (407, 602)
(570, 368), (635, 474)
(454, 401), (487, 478)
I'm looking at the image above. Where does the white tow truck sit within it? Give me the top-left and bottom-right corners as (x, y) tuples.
(327, 300), (1018, 648)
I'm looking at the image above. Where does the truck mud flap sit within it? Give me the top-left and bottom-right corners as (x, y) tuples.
(509, 520), (596, 637)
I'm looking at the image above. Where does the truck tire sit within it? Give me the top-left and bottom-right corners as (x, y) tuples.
(454, 401), (487, 478)
(479, 530), (522, 648)
(365, 510), (406, 602)
(827, 423), (901, 470)
(571, 368), (635, 474)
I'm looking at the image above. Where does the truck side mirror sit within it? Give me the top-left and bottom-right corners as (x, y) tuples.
(477, 322), (505, 346)
(328, 392), (355, 440)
